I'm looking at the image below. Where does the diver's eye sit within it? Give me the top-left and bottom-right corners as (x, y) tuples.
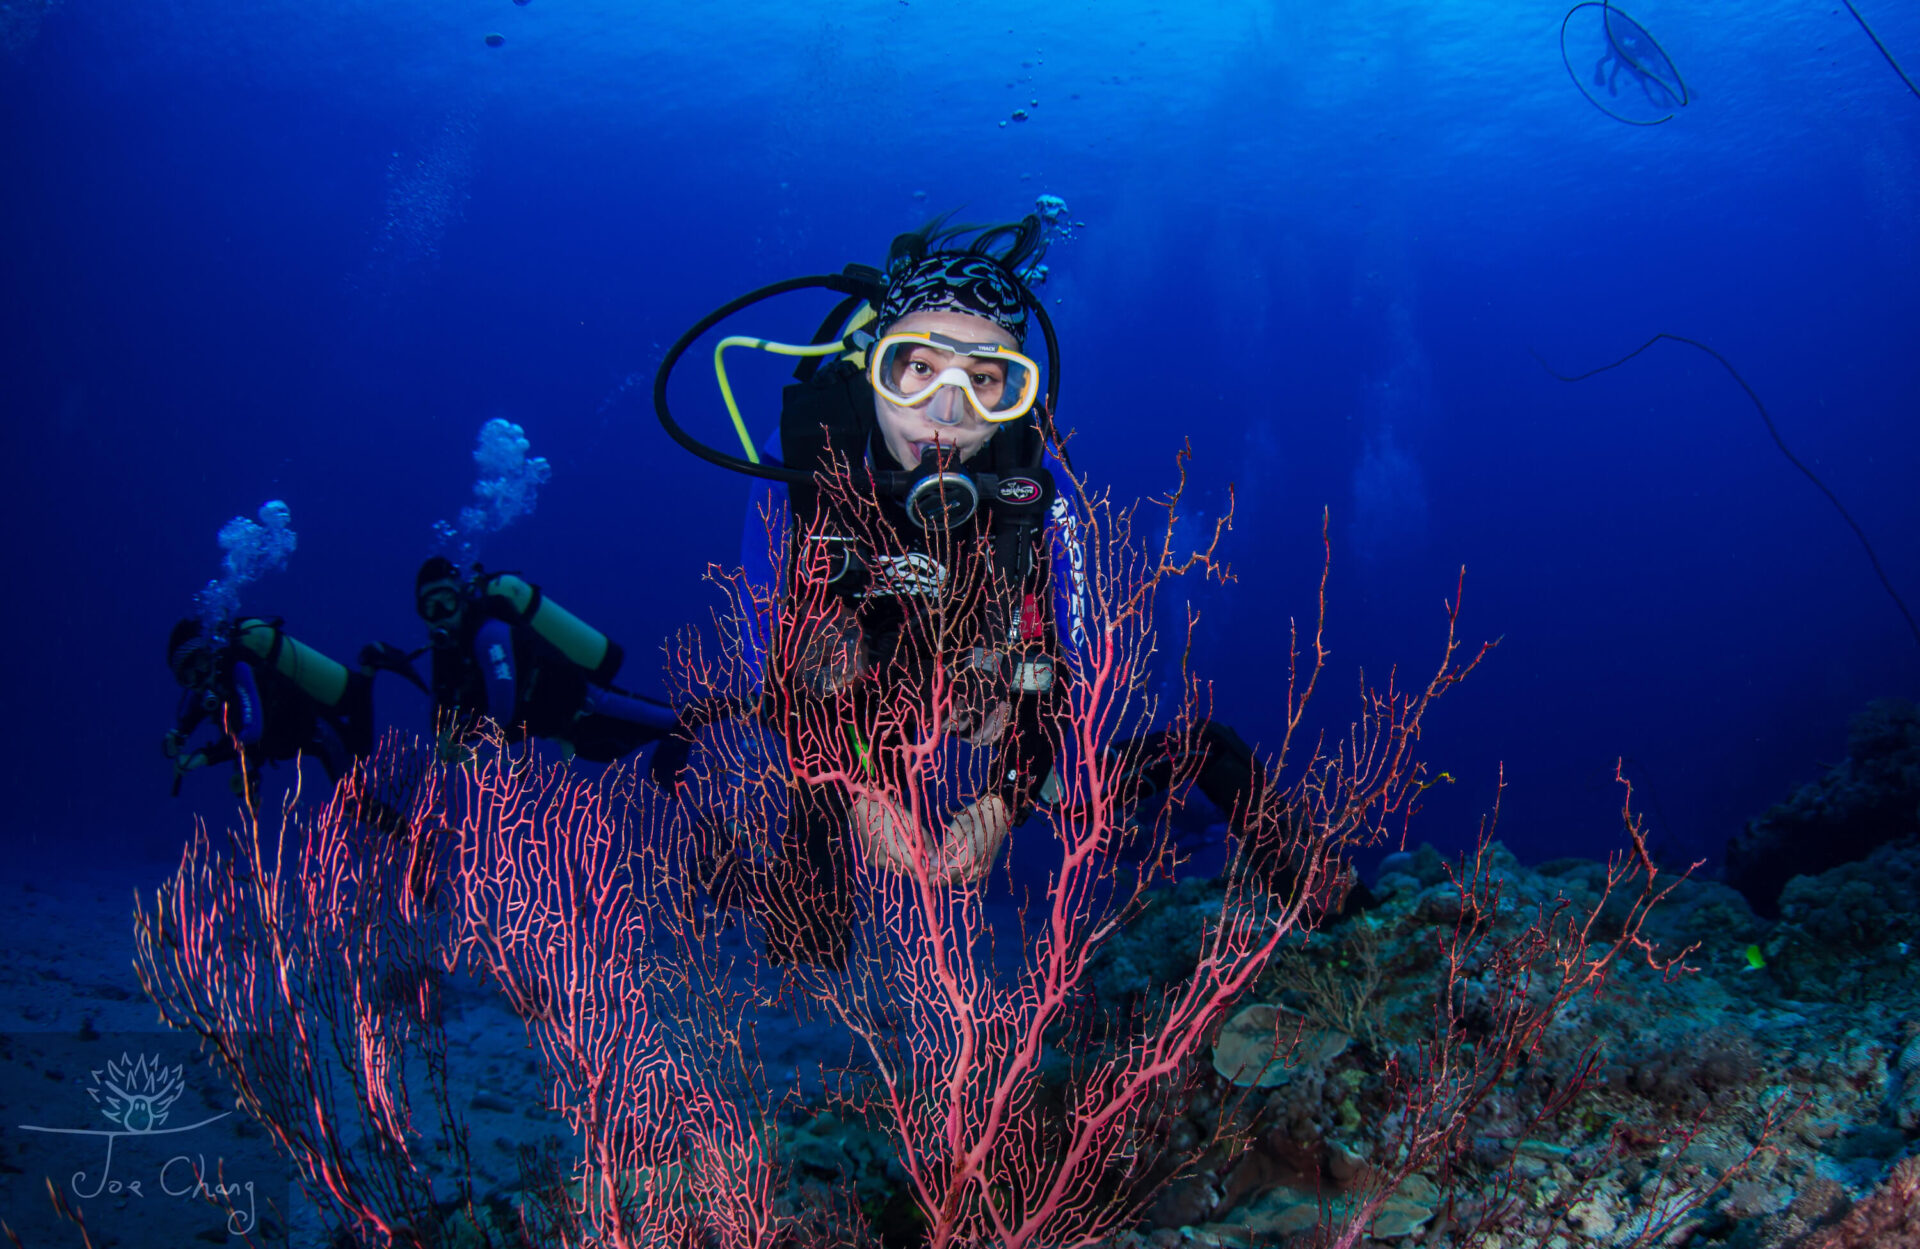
(908, 360), (933, 375)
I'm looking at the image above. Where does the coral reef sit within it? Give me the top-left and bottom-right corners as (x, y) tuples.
(1757, 836), (1920, 1007)
(1726, 698), (1920, 918)
(121, 784), (1920, 1247)
(1076, 825), (1920, 1247)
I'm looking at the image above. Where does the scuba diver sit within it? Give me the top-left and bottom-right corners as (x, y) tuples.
(165, 616), (375, 796)
(391, 557), (680, 764)
(654, 212), (1287, 966)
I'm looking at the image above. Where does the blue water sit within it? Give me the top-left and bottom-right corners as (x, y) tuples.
(2, 0), (1916, 875)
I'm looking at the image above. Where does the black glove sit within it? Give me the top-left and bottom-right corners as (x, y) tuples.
(359, 642), (429, 695)
(648, 731), (694, 792)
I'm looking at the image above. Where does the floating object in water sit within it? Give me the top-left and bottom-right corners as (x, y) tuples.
(1559, 2), (1688, 125)
(485, 32), (505, 47)
(1011, 108), (1029, 122)
(1841, 0), (1920, 100)
(1532, 334), (1920, 651)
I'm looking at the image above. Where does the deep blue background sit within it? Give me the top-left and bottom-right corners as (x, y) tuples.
(3, 0), (1916, 878)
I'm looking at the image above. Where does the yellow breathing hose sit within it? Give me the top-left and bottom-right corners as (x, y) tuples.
(713, 335), (850, 464)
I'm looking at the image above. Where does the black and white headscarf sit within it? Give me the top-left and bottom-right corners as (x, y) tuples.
(879, 254), (1029, 345)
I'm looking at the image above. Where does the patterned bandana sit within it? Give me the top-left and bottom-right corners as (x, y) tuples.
(880, 254), (1029, 345)
(170, 632), (211, 674)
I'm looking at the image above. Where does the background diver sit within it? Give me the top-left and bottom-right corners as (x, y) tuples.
(376, 556), (681, 764)
(165, 615), (375, 796)
(654, 212), (1295, 966)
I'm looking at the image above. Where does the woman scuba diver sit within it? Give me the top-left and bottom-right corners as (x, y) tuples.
(655, 212), (1276, 966)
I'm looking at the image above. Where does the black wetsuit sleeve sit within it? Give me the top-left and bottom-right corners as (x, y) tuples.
(174, 697), (210, 738)
(198, 734), (239, 769)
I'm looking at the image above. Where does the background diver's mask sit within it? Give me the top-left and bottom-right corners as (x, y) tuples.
(416, 578), (467, 638)
(169, 635), (216, 691)
(168, 633), (230, 718)
(868, 331), (1041, 425)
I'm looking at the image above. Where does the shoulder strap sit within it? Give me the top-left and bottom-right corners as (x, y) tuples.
(779, 362), (872, 523)
(981, 417), (1056, 584)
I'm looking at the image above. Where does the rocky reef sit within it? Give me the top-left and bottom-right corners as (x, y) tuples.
(1726, 698), (1920, 919)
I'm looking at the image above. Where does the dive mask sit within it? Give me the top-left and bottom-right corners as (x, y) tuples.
(868, 331), (1041, 424)
(417, 580), (465, 626)
(170, 637), (216, 690)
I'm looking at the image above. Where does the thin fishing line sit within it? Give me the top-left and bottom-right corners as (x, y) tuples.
(1531, 334), (1920, 649)
(1842, 0), (1920, 99)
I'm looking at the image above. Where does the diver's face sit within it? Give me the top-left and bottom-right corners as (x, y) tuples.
(873, 310), (1013, 469)
(172, 649), (214, 689)
(417, 582), (465, 629)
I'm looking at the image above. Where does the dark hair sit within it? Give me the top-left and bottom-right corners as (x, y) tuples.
(415, 556), (459, 594)
(885, 212), (1048, 284)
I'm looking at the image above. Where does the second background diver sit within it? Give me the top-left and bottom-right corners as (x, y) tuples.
(372, 557), (681, 764)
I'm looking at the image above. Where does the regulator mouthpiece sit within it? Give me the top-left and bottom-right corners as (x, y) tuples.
(902, 449), (980, 530)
